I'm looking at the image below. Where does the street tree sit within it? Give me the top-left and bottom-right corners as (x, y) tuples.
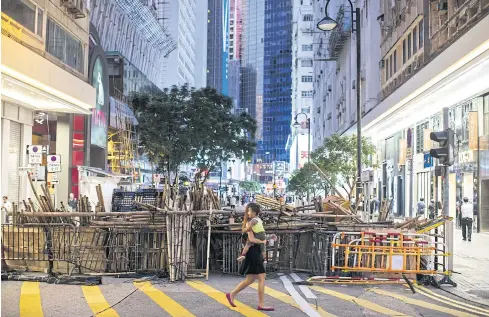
(187, 87), (257, 183)
(287, 163), (330, 198)
(132, 85), (193, 182)
(311, 134), (375, 200)
(239, 180), (262, 193)
(132, 86), (257, 185)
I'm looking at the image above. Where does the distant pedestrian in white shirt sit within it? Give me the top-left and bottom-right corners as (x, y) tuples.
(230, 196), (237, 210)
(460, 197), (474, 242)
(1, 196), (12, 224)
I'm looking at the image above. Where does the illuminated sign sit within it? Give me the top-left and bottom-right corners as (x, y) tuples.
(90, 57), (108, 148)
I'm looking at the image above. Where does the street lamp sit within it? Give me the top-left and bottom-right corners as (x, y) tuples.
(293, 112), (311, 166)
(316, 1), (338, 31)
(318, 0), (363, 201)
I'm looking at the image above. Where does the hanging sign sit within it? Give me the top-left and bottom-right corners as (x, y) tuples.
(27, 145), (43, 164)
(406, 128), (413, 160)
(47, 155), (61, 173)
(469, 111), (478, 150)
(399, 139), (406, 165)
(423, 129), (433, 152)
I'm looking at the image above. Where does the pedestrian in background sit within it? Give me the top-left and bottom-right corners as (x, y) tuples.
(416, 198), (426, 218)
(461, 197), (474, 242)
(230, 196), (237, 210)
(428, 199), (436, 219)
(1, 196), (12, 224)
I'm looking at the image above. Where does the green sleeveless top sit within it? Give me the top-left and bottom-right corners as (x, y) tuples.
(251, 217), (265, 233)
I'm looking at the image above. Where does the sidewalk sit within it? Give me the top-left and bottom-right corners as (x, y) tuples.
(451, 228), (489, 304)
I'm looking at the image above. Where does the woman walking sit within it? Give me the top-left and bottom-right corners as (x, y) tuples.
(226, 203), (275, 311)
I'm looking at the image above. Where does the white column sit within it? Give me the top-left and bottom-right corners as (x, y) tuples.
(56, 116), (71, 208)
(1, 118), (10, 198)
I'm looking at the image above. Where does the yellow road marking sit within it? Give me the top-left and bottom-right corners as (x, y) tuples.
(413, 285), (489, 316)
(311, 286), (410, 317)
(186, 281), (269, 317)
(134, 282), (195, 317)
(250, 283), (336, 317)
(20, 282), (44, 317)
(369, 288), (476, 317)
(82, 286), (119, 317)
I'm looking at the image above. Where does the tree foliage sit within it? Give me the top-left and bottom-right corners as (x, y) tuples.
(132, 85), (257, 183)
(239, 180), (262, 193)
(287, 163), (330, 198)
(311, 134), (376, 199)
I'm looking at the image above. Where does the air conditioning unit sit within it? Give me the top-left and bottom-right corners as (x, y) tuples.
(327, 113), (332, 120)
(61, 0), (86, 18)
(328, 85), (332, 92)
(379, 59), (385, 69)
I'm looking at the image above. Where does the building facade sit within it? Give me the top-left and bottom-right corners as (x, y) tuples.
(288, 0), (314, 172)
(311, 0), (489, 230)
(156, 0), (198, 87)
(260, 0), (294, 166)
(1, 0), (95, 207)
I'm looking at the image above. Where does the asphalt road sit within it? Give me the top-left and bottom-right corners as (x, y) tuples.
(2, 273), (489, 317)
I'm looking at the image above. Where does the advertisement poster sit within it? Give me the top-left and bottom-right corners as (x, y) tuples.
(91, 57), (108, 148)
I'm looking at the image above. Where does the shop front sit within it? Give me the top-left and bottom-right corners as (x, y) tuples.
(1, 32), (95, 207)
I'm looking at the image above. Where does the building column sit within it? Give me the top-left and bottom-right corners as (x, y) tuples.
(1, 118), (10, 197)
(56, 115), (72, 208)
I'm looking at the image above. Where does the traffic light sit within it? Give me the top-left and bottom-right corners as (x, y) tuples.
(429, 129), (455, 166)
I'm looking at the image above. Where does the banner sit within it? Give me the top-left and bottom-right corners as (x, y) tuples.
(399, 139), (406, 165)
(469, 111), (478, 150)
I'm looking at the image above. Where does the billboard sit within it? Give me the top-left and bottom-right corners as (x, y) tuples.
(90, 56), (108, 148)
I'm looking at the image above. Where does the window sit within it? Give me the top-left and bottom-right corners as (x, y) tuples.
(389, 54), (393, 78)
(301, 90), (313, 97)
(407, 33), (412, 59)
(46, 18), (84, 73)
(303, 14), (313, 21)
(413, 27), (418, 54)
(403, 39), (407, 64)
(301, 59), (313, 67)
(393, 50), (397, 73)
(2, 0), (44, 36)
(301, 75), (313, 82)
(419, 20), (424, 49)
(385, 58), (389, 81)
(301, 44), (313, 51)
(484, 95), (489, 135)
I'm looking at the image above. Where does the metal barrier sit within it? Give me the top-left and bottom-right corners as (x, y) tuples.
(1, 224), (167, 275)
(331, 231), (449, 274)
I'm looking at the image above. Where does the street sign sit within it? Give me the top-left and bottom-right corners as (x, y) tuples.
(27, 145), (42, 154)
(28, 153), (42, 164)
(406, 128), (413, 160)
(423, 152), (433, 168)
(50, 179), (59, 185)
(47, 155), (61, 173)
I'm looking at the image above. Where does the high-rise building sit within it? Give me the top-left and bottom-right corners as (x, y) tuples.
(156, 0), (198, 87)
(241, 0), (265, 143)
(260, 0), (293, 165)
(288, 0), (314, 172)
(207, 0), (230, 95)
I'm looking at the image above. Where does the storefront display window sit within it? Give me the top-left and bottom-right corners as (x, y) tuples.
(71, 114), (86, 197)
(484, 95), (489, 135)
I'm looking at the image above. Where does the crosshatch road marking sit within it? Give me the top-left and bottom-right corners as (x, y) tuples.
(134, 281), (196, 317)
(310, 286), (410, 317)
(369, 288), (476, 317)
(250, 283), (336, 317)
(82, 286), (120, 317)
(186, 280), (269, 317)
(413, 285), (489, 316)
(20, 282), (44, 317)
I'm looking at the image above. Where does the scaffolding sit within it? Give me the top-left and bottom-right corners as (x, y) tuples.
(107, 94), (140, 179)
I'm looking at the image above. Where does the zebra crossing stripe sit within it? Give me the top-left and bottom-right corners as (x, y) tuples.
(20, 282), (44, 317)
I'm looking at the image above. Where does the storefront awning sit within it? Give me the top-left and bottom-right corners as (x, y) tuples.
(1, 34), (95, 115)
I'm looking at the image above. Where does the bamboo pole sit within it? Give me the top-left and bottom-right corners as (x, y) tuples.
(205, 210), (213, 281)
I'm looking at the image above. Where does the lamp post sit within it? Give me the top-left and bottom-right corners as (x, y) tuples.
(317, 0), (362, 201)
(293, 112), (311, 167)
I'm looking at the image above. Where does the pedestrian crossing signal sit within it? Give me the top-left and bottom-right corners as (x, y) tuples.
(429, 129), (454, 166)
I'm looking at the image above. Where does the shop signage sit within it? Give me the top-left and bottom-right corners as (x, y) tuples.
(361, 170), (372, 182)
(27, 145), (43, 164)
(399, 139), (406, 165)
(469, 111), (478, 150)
(90, 56), (108, 148)
(47, 155), (61, 173)
(459, 151), (475, 164)
(423, 129), (433, 152)
(406, 128), (413, 160)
